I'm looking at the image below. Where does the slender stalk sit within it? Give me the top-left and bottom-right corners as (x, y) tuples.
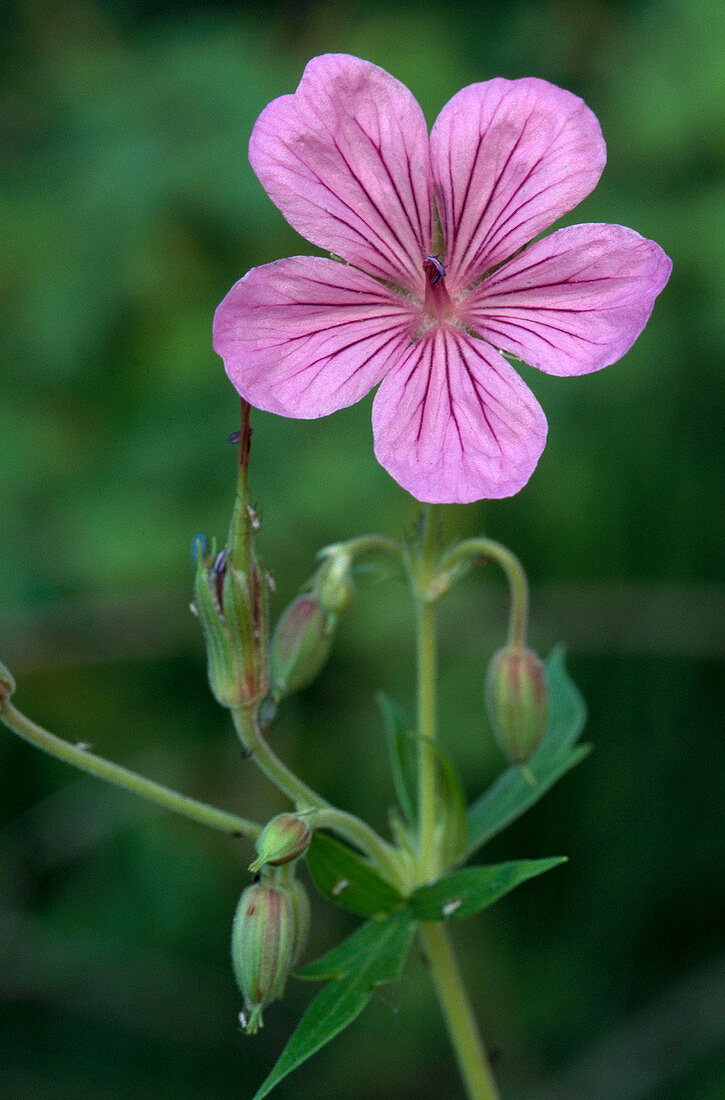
(0, 700), (261, 839)
(440, 537), (529, 647)
(232, 705), (328, 810)
(310, 808), (406, 887)
(410, 509), (501, 1098)
(419, 922), (501, 1100)
(329, 534), (405, 567)
(232, 708), (404, 881)
(416, 596), (439, 878)
(415, 504), (441, 881)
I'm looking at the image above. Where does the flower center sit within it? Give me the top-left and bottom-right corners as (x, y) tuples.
(423, 255), (454, 321)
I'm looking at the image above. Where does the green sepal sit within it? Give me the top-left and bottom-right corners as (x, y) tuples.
(252, 911), (414, 1100)
(408, 857), (567, 921)
(306, 832), (403, 916)
(466, 647), (589, 858)
(193, 556), (235, 705)
(221, 561), (254, 672)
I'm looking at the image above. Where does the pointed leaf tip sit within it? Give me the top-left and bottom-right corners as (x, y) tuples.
(253, 912), (414, 1099)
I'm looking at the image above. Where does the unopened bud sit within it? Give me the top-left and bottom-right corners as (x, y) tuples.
(316, 549), (355, 617)
(270, 594), (333, 701)
(485, 645), (549, 764)
(231, 881), (296, 1034)
(0, 660), (16, 706)
(249, 814), (312, 873)
(286, 875), (311, 968)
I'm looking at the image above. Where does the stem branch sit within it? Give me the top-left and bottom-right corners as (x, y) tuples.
(231, 709), (403, 879)
(310, 808), (405, 886)
(0, 700), (261, 839)
(232, 705), (327, 810)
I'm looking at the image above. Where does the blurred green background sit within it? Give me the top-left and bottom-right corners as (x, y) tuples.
(2, 0), (723, 1097)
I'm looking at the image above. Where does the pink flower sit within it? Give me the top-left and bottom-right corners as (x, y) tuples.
(214, 55), (671, 504)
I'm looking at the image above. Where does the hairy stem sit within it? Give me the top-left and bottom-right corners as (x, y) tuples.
(0, 700), (261, 839)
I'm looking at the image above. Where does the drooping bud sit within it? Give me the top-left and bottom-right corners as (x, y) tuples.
(193, 540), (269, 711)
(485, 645), (549, 765)
(0, 660), (16, 706)
(249, 813), (312, 873)
(315, 546), (355, 617)
(269, 593), (333, 701)
(231, 880), (296, 1034)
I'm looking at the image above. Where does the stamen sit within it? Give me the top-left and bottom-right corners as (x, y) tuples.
(424, 254), (446, 285)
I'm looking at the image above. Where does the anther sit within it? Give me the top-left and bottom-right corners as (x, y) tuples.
(424, 254), (446, 285)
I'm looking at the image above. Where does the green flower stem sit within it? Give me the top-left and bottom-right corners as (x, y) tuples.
(309, 808), (406, 887)
(416, 596), (439, 878)
(414, 504), (441, 881)
(440, 537), (529, 647)
(419, 922), (501, 1100)
(232, 705), (328, 810)
(231, 708), (404, 881)
(336, 534), (405, 566)
(0, 699), (261, 839)
(410, 511), (501, 1099)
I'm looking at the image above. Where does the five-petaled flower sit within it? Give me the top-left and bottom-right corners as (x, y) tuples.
(214, 55), (671, 503)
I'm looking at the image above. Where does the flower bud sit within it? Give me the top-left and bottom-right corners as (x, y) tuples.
(249, 814), (312, 874)
(315, 548), (355, 617)
(286, 875), (311, 968)
(269, 593), (333, 701)
(485, 645), (549, 764)
(231, 880), (296, 1034)
(193, 542), (269, 710)
(0, 660), (16, 706)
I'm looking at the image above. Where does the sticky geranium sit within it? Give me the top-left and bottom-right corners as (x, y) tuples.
(214, 54), (671, 503)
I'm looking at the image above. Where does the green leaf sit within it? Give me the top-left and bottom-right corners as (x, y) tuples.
(408, 857), (566, 921)
(466, 647), (588, 857)
(376, 691), (468, 860)
(306, 832), (403, 917)
(296, 909), (413, 982)
(376, 691), (417, 823)
(253, 911), (415, 1099)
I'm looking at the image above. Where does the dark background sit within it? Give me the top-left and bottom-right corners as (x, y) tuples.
(1, 1), (723, 1097)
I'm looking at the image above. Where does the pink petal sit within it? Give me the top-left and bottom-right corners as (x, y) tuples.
(462, 224), (673, 376)
(430, 78), (606, 290)
(213, 256), (419, 417)
(371, 325), (547, 503)
(249, 54), (434, 294)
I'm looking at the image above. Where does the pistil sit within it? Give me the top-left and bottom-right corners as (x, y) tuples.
(423, 255), (454, 321)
